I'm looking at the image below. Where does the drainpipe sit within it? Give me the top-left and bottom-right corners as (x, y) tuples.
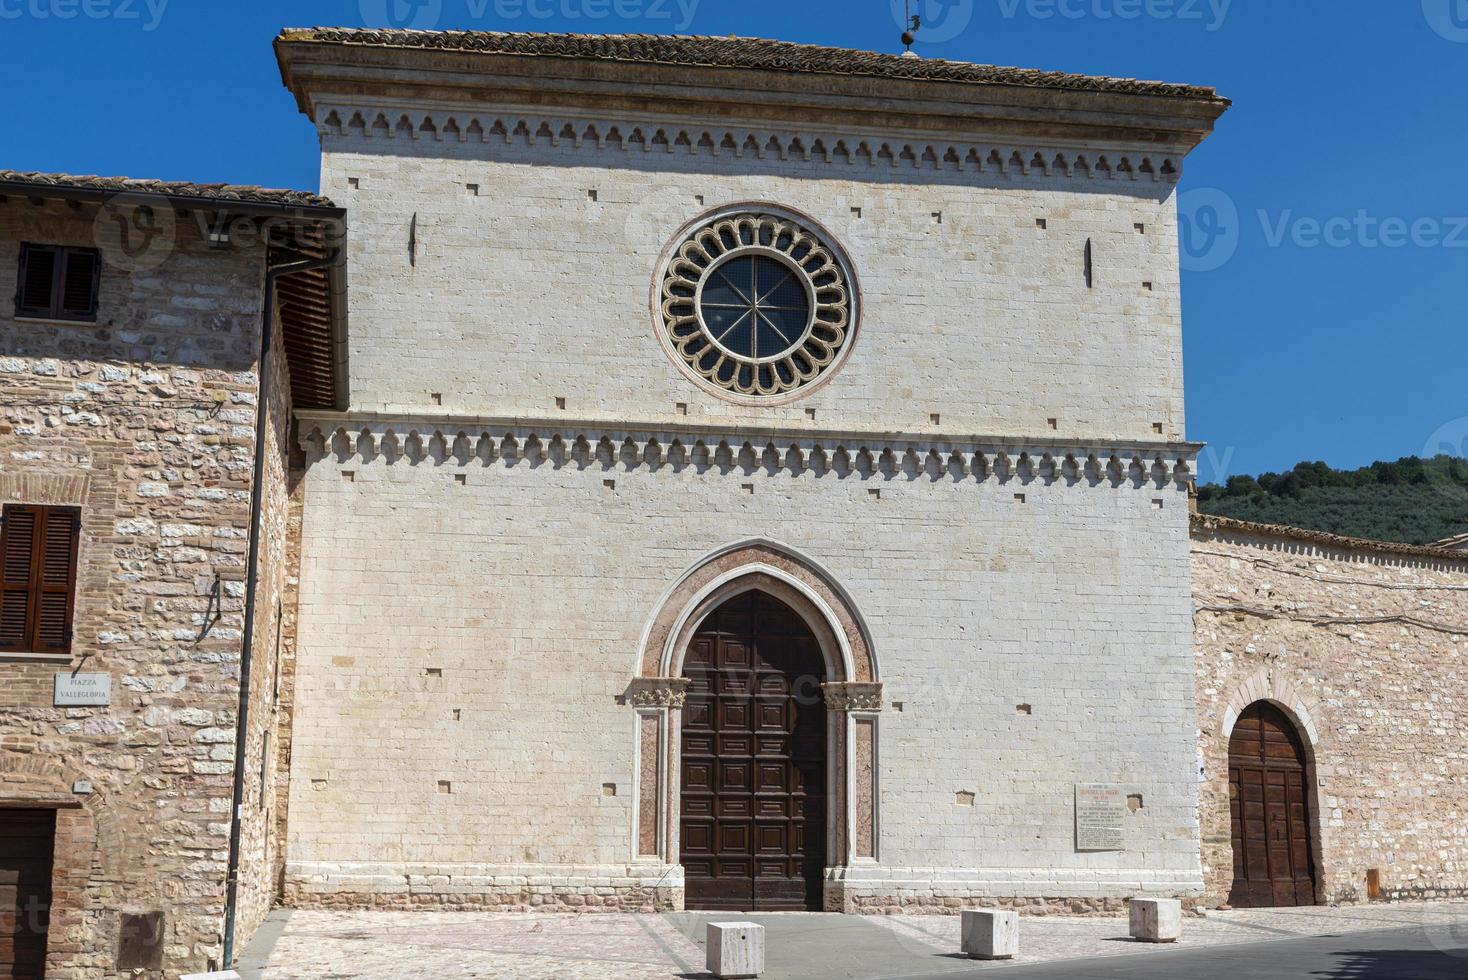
(221, 249), (338, 969)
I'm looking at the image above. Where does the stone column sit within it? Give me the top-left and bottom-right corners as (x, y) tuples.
(822, 682), (883, 863)
(627, 678), (689, 861)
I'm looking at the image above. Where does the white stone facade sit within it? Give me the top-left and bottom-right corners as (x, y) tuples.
(277, 32), (1225, 912)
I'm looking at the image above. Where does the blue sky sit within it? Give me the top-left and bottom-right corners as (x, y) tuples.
(3, 0), (1464, 483)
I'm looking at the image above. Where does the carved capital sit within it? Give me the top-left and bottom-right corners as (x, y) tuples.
(822, 682), (883, 713)
(626, 677), (691, 709)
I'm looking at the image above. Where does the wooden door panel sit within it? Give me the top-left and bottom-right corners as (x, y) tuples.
(1227, 702), (1317, 909)
(684, 699), (712, 727)
(683, 761), (713, 791)
(681, 591), (827, 912)
(718, 762), (752, 793)
(0, 809), (54, 980)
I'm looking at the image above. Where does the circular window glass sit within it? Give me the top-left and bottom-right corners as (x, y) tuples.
(658, 209), (857, 399)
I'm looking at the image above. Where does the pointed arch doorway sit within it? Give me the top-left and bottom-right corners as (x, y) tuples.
(1228, 701), (1319, 907)
(679, 591), (827, 911)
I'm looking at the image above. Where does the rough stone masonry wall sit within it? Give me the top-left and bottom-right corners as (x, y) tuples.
(228, 309), (294, 950)
(0, 199), (271, 978)
(1192, 517), (1468, 906)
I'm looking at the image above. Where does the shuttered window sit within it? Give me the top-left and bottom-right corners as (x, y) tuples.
(15, 244), (101, 321)
(0, 505), (81, 655)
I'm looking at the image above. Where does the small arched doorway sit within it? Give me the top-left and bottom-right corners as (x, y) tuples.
(1228, 702), (1319, 907)
(679, 591), (827, 911)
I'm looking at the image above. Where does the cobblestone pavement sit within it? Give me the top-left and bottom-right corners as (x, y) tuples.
(237, 901), (1468, 979)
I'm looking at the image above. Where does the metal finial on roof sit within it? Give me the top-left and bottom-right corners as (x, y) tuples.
(901, 0), (921, 56)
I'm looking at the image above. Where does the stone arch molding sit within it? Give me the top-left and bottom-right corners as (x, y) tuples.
(1220, 667), (1322, 752)
(636, 538), (878, 683)
(628, 540), (884, 891)
(0, 752), (120, 878)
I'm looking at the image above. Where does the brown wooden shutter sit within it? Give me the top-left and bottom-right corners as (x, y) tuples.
(34, 508), (80, 653)
(0, 506), (40, 652)
(0, 505), (79, 654)
(60, 249), (100, 318)
(16, 245), (58, 316)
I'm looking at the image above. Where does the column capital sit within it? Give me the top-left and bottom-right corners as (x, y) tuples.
(626, 677), (691, 709)
(822, 682), (883, 713)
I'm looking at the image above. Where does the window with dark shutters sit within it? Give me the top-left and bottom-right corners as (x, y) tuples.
(0, 505), (81, 655)
(14, 243), (101, 321)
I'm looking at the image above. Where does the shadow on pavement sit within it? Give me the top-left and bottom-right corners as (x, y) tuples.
(1310, 947), (1468, 980)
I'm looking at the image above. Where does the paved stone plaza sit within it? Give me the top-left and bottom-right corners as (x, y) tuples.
(237, 900), (1468, 979)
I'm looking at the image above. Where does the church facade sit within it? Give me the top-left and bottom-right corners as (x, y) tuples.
(274, 29), (1229, 913)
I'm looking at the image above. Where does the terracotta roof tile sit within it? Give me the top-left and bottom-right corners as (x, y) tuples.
(0, 171), (335, 210)
(1193, 513), (1468, 562)
(278, 28), (1225, 103)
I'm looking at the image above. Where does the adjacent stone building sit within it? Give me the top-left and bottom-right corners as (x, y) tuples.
(0, 172), (345, 978)
(1191, 513), (1468, 909)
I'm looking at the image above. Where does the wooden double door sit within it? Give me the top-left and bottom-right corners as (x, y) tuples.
(680, 591), (827, 911)
(0, 809), (53, 979)
(1228, 702), (1318, 908)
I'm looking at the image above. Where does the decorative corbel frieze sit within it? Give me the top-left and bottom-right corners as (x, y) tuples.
(296, 415), (1200, 492)
(316, 105), (1183, 185)
(823, 682), (884, 713)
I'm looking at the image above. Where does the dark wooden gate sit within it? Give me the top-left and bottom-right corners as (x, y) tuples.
(0, 809), (54, 980)
(1228, 702), (1318, 908)
(680, 591), (827, 911)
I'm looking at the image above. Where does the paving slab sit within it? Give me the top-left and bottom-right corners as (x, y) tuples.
(235, 900), (1468, 980)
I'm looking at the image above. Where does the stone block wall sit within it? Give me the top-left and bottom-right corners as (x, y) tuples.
(0, 199), (285, 976)
(277, 98), (1204, 912)
(283, 423), (1202, 910)
(1192, 516), (1468, 906)
(318, 115), (1186, 442)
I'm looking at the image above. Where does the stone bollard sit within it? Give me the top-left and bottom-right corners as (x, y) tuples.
(707, 921), (765, 979)
(961, 908), (1020, 960)
(1128, 898), (1183, 943)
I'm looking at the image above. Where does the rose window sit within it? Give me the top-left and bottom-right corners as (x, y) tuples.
(658, 210), (856, 399)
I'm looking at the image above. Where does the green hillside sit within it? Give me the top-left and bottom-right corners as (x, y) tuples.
(1195, 455), (1468, 546)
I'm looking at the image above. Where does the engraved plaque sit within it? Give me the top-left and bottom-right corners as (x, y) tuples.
(54, 672), (112, 706)
(1075, 783), (1126, 852)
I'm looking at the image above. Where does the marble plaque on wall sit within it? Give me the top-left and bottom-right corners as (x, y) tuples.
(1075, 783), (1126, 851)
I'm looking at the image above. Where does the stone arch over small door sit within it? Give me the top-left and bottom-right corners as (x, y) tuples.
(0, 752), (119, 975)
(627, 540), (882, 906)
(1220, 673), (1324, 908)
